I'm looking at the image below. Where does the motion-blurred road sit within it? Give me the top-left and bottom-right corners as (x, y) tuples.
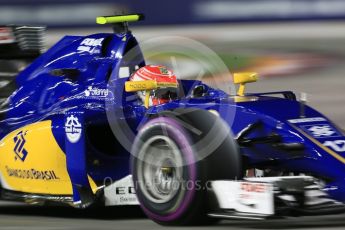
(1, 22), (344, 229)
(0, 202), (344, 230)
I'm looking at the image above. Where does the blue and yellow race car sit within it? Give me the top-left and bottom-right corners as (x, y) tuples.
(1, 14), (345, 225)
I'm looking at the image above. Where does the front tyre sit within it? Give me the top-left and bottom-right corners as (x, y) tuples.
(131, 109), (241, 225)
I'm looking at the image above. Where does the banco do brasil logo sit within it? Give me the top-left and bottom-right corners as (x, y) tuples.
(13, 130), (28, 162)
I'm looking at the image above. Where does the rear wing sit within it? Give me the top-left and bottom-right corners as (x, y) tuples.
(0, 25), (45, 59)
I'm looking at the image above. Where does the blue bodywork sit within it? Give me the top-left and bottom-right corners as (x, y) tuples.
(1, 29), (345, 204)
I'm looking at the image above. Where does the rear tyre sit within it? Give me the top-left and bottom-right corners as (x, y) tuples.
(131, 108), (242, 225)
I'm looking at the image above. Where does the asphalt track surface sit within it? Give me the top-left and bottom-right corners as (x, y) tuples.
(1, 22), (345, 229)
(0, 202), (345, 230)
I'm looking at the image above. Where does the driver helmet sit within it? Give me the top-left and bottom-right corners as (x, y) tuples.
(129, 65), (178, 106)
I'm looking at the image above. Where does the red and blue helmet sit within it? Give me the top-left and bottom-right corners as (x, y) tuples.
(129, 65), (178, 106)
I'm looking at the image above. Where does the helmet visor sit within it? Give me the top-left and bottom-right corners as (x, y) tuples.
(151, 87), (178, 101)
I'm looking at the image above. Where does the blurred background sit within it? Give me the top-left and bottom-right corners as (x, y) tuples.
(2, 0), (345, 26)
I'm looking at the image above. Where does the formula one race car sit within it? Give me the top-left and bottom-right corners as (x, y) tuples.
(1, 14), (345, 226)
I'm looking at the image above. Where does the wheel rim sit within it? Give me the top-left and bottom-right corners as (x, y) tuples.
(137, 135), (184, 204)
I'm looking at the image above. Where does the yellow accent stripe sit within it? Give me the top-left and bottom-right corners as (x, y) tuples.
(87, 175), (98, 194)
(290, 124), (345, 164)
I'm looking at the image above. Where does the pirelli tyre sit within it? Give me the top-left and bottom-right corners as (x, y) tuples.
(130, 108), (241, 225)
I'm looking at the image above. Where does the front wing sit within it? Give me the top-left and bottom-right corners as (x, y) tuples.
(208, 176), (345, 220)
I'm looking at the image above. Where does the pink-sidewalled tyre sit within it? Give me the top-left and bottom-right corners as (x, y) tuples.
(130, 108), (242, 225)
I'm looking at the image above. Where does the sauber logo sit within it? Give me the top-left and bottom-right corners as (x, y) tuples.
(65, 115), (82, 143)
(13, 131), (28, 162)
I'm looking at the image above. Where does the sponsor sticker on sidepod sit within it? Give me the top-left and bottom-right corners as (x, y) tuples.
(65, 115), (82, 143)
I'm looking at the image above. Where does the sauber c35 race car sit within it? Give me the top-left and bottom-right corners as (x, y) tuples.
(0, 14), (345, 225)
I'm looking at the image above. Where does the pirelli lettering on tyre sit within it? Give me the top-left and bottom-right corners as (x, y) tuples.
(5, 166), (60, 181)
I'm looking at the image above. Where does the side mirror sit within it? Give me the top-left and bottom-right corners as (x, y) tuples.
(233, 72), (258, 96)
(191, 85), (206, 98)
